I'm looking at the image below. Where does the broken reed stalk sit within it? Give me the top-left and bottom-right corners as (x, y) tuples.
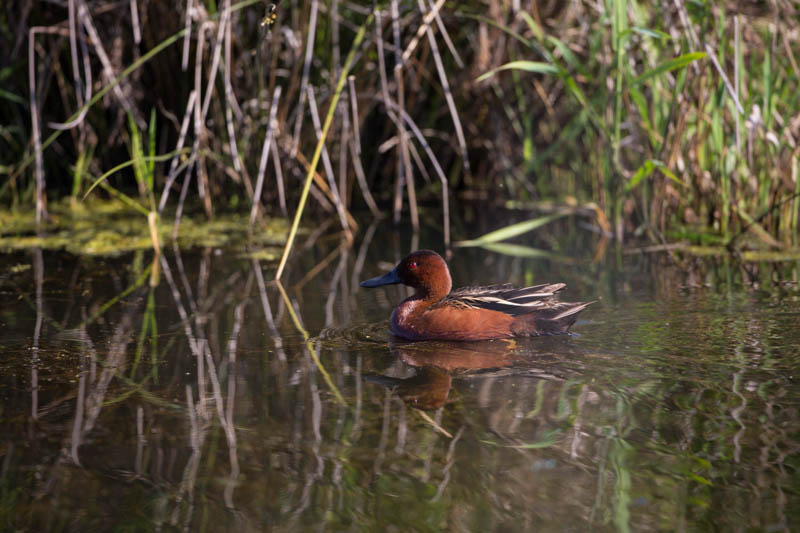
(275, 11), (375, 281)
(249, 86), (282, 233)
(394, 64), (419, 232)
(306, 85), (354, 242)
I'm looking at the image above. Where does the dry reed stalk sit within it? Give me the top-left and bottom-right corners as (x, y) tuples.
(290, 0), (319, 157)
(427, 0), (463, 68)
(28, 27), (49, 229)
(395, 64), (419, 232)
(408, 141), (432, 184)
(172, 159), (195, 240)
(200, 0), (231, 120)
(182, 0), (193, 70)
(332, 0), (341, 81)
(270, 138), (288, 217)
(390, 0), (402, 65)
(224, 9), (251, 195)
(704, 43), (744, 115)
(393, 156), (404, 224)
(292, 149), (347, 214)
(347, 76), (361, 149)
(734, 15), (741, 152)
(129, 0), (141, 45)
(307, 85), (355, 241)
(250, 86), (282, 232)
(275, 11), (375, 281)
(338, 99), (350, 209)
(159, 90), (197, 213)
(48, 0), (91, 131)
(417, 0), (470, 177)
(374, 10), (405, 222)
(193, 22), (213, 217)
(78, 1), (141, 126)
(347, 75), (381, 216)
(383, 98), (451, 248)
(400, 0), (446, 64)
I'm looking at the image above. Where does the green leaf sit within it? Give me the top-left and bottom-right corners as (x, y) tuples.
(455, 212), (568, 246)
(0, 89), (25, 105)
(82, 149), (185, 200)
(477, 60), (559, 82)
(634, 52), (707, 84)
(626, 159), (684, 192)
(547, 36), (588, 78)
(146, 108), (157, 192)
(518, 11), (544, 43)
(626, 160), (657, 192)
(480, 242), (561, 259)
(628, 26), (671, 40)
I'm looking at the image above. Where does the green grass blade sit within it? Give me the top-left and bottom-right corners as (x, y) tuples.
(634, 52), (707, 84)
(82, 149), (186, 200)
(147, 108), (156, 192)
(477, 61), (559, 82)
(626, 159), (683, 192)
(456, 212), (568, 246)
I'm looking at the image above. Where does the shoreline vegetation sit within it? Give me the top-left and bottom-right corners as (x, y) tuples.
(1, 1), (799, 264)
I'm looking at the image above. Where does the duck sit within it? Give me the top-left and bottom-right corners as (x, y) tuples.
(360, 250), (591, 341)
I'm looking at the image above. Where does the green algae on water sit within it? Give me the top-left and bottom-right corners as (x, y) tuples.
(0, 199), (293, 256)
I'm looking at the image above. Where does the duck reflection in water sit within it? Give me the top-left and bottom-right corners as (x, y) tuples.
(366, 338), (556, 410)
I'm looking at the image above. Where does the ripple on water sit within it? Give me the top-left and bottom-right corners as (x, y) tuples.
(316, 321), (393, 347)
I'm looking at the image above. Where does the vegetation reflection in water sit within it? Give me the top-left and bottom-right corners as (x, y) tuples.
(1, 224), (799, 531)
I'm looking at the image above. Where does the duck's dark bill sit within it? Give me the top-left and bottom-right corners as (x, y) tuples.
(360, 269), (401, 288)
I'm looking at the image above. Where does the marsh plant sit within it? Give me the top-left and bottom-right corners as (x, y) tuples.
(1, 1), (798, 257)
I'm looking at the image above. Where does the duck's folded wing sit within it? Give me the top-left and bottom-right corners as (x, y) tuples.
(442, 283), (569, 316)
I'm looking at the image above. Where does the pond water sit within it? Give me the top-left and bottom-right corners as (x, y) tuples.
(2, 215), (799, 531)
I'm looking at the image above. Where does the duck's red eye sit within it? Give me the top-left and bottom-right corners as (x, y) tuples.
(408, 261), (417, 269)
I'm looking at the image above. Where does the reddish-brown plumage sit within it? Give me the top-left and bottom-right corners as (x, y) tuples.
(360, 250), (592, 341)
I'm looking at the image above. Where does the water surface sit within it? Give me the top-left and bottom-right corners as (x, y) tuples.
(2, 219), (799, 531)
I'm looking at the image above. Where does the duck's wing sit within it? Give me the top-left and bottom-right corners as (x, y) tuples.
(439, 283), (569, 316)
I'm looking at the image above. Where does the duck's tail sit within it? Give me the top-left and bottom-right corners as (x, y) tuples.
(511, 301), (593, 336)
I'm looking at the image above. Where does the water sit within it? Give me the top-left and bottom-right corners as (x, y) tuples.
(2, 217), (799, 531)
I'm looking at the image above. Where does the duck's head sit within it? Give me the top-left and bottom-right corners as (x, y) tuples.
(360, 250), (452, 297)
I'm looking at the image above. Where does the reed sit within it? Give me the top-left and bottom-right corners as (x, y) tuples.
(1, 1), (798, 252)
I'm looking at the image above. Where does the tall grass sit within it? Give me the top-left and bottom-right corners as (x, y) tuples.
(0, 1), (798, 250)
